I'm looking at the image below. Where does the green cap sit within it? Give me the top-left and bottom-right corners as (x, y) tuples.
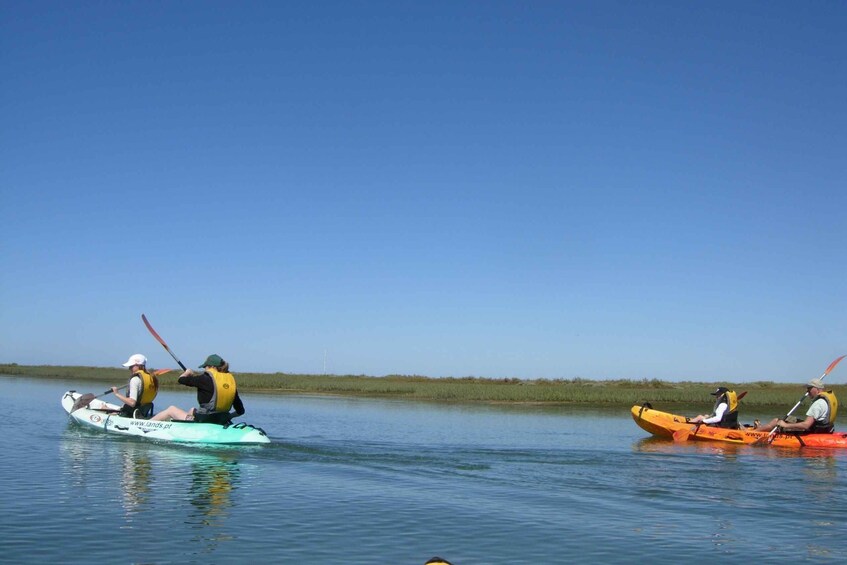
(199, 354), (224, 368)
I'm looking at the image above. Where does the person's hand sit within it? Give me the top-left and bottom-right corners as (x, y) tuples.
(111, 386), (118, 394)
(180, 369), (193, 378)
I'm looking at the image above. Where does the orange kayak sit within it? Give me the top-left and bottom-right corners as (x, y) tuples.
(631, 403), (847, 448)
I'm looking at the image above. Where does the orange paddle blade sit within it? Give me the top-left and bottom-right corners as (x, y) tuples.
(823, 355), (846, 377)
(673, 428), (693, 442)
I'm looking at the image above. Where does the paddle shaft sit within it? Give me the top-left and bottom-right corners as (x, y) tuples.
(100, 383), (129, 396)
(69, 384), (129, 413)
(142, 314), (188, 371)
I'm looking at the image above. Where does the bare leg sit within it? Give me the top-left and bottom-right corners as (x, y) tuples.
(150, 405), (190, 421)
(755, 418), (779, 432)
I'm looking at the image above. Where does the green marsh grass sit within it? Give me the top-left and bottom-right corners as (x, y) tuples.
(2, 363), (837, 407)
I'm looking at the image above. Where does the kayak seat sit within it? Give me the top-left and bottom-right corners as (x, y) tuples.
(194, 411), (234, 426)
(133, 403), (154, 419)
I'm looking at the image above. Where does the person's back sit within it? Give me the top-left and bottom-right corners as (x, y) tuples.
(151, 354), (245, 424)
(182, 354), (245, 424)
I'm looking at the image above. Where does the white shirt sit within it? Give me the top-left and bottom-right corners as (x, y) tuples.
(702, 402), (727, 424)
(806, 397), (830, 423)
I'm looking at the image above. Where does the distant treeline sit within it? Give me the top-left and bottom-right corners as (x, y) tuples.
(2, 363), (835, 407)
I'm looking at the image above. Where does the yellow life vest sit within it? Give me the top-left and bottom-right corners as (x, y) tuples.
(727, 390), (738, 413)
(136, 369), (158, 405)
(816, 390), (838, 425)
(206, 367), (237, 412)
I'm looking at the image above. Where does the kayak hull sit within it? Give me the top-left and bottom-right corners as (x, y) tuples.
(631, 404), (847, 448)
(62, 391), (270, 444)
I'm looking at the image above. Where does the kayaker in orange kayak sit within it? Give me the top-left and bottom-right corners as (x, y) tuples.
(687, 386), (740, 428)
(755, 378), (838, 433)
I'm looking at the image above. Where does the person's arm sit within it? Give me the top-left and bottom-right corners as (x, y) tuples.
(776, 416), (815, 432)
(232, 391), (245, 416)
(701, 402), (727, 425)
(112, 377), (140, 407)
(778, 399), (825, 431)
(178, 369), (204, 387)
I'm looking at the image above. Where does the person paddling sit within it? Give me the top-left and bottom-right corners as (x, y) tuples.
(151, 354), (245, 424)
(687, 386), (740, 429)
(755, 379), (838, 434)
(113, 353), (159, 418)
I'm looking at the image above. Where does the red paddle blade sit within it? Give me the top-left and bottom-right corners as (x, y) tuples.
(142, 314), (168, 347)
(142, 314), (187, 371)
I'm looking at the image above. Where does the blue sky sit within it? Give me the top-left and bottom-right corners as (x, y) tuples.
(1, 1), (845, 382)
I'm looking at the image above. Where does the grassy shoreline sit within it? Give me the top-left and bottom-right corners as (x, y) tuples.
(2, 363), (834, 407)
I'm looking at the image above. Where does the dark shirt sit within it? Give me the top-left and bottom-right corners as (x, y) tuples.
(178, 371), (245, 415)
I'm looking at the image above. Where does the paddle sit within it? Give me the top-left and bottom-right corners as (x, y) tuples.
(754, 354), (846, 446)
(673, 391), (748, 442)
(71, 385), (129, 412)
(70, 369), (174, 413)
(142, 314), (187, 371)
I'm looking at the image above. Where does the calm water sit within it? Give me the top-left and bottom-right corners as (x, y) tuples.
(1, 375), (845, 564)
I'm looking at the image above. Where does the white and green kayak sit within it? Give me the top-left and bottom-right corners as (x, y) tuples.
(62, 391), (270, 444)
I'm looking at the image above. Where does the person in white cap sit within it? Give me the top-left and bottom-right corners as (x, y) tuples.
(112, 353), (159, 418)
(755, 378), (838, 433)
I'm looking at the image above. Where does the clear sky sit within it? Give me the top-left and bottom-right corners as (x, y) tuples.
(1, 1), (844, 382)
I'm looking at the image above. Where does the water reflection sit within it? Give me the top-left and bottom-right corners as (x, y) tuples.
(633, 437), (746, 460)
(630, 436), (845, 559)
(633, 437), (847, 461)
(120, 441), (153, 514)
(59, 428), (99, 490)
(59, 429), (242, 550)
(186, 452), (240, 526)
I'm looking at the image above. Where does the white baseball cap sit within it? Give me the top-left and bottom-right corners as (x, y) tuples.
(122, 353), (147, 367)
